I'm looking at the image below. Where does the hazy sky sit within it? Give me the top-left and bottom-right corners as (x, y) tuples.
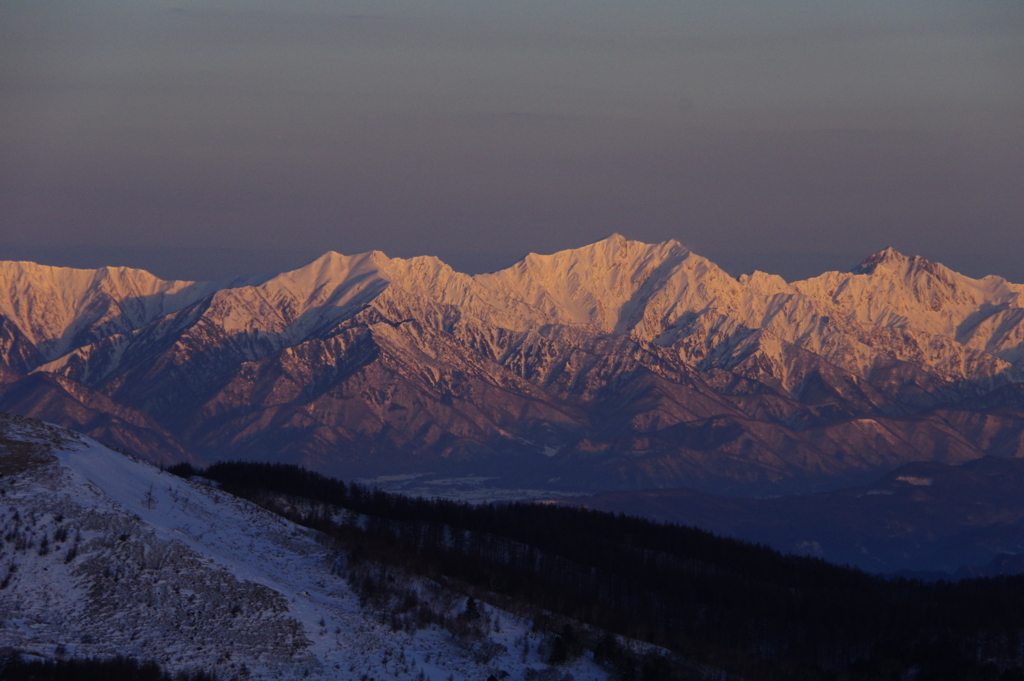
(2, 0), (1023, 282)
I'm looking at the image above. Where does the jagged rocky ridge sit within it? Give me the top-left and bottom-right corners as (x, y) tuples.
(2, 235), (1023, 493)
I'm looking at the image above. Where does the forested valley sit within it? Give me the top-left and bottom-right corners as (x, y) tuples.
(164, 461), (1024, 681)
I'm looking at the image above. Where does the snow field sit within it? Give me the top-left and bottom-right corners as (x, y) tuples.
(2, 425), (613, 681)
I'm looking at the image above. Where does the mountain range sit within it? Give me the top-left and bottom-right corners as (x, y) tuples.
(2, 235), (1023, 494)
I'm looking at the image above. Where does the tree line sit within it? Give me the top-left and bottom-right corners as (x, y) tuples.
(178, 461), (1024, 681)
(0, 654), (218, 681)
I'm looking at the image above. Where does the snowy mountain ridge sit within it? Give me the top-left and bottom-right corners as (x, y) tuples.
(2, 236), (1024, 492)
(6, 235), (1023, 380)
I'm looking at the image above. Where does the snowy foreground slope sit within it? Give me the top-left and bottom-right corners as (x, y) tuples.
(0, 415), (612, 681)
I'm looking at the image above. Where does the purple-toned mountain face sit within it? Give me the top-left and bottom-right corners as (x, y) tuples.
(2, 235), (1023, 494)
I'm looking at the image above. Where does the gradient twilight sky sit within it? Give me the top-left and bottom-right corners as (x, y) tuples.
(2, 0), (1023, 282)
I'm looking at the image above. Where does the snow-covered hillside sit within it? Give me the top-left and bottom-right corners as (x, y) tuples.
(0, 415), (614, 680)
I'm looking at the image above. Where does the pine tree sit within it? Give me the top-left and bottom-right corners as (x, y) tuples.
(464, 596), (479, 620)
(143, 483), (156, 510)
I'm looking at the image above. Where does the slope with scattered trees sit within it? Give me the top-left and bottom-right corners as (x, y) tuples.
(180, 461), (1024, 681)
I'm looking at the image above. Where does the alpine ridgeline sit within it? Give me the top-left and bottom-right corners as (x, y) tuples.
(2, 235), (1023, 493)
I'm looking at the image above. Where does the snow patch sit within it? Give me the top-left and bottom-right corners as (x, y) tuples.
(896, 476), (934, 487)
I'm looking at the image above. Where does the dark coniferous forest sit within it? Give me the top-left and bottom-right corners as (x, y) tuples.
(171, 461), (1024, 681)
(0, 654), (218, 681)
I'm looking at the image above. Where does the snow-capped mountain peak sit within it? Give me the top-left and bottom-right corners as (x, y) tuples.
(852, 246), (910, 274)
(472, 235), (698, 331)
(0, 260), (261, 363)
